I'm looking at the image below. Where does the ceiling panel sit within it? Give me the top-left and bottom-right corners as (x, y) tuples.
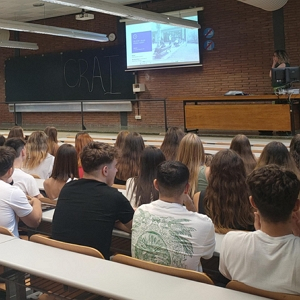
(0, 0), (149, 22)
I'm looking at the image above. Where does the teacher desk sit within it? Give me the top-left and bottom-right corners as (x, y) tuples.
(169, 95), (300, 134)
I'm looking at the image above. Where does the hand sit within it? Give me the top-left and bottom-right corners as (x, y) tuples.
(29, 197), (41, 206)
(183, 194), (196, 212)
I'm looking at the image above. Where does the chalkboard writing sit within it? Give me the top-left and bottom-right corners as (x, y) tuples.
(5, 45), (135, 102)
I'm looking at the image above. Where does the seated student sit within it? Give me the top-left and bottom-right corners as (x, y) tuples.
(132, 161), (215, 272)
(52, 142), (134, 260)
(5, 138), (43, 199)
(125, 146), (166, 209)
(0, 146), (42, 236)
(44, 126), (60, 157)
(219, 165), (300, 294)
(23, 131), (55, 179)
(43, 144), (79, 200)
(7, 126), (25, 139)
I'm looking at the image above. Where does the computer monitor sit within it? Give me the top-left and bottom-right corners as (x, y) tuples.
(286, 66), (300, 84)
(272, 66), (300, 87)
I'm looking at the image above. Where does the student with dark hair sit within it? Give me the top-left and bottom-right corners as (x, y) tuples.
(7, 126), (25, 139)
(115, 132), (145, 185)
(0, 135), (5, 146)
(256, 141), (300, 177)
(43, 144), (79, 200)
(132, 161), (215, 271)
(220, 165), (300, 294)
(5, 138), (42, 199)
(160, 127), (185, 161)
(44, 126), (59, 156)
(194, 149), (254, 231)
(0, 146), (41, 236)
(229, 134), (257, 175)
(52, 142), (134, 259)
(126, 146), (166, 208)
(290, 134), (300, 171)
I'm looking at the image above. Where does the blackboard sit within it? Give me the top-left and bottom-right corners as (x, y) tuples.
(5, 45), (135, 102)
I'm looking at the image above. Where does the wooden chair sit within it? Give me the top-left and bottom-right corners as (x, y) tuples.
(30, 234), (104, 259)
(226, 280), (300, 300)
(112, 183), (126, 190)
(112, 254), (214, 285)
(29, 234), (105, 299)
(0, 226), (13, 236)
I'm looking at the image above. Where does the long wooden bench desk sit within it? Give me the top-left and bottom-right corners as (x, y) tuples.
(0, 235), (268, 300)
(169, 95), (300, 134)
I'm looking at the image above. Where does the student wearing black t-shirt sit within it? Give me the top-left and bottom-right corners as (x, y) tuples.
(52, 142), (134, 259)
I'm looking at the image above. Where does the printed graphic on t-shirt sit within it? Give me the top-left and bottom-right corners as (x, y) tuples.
(132, 209), (196, 268)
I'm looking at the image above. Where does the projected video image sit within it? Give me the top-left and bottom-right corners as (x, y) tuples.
(125, 15), (200, 70)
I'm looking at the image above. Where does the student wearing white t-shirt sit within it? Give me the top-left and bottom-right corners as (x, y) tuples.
(219, 165), (300, 294)
(5, 138), (42, 199)
(22, 131), (54, 179)
(0, 146), (42, 236)
(132, 161), (215, 272)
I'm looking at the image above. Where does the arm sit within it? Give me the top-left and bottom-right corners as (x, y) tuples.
(20, 197), (42, 228)
(115, 220), (132, 233)
(193, 192), (200, 212)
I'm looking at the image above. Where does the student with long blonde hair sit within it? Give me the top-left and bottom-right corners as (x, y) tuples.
(176, 133), (205, 197)
(23, 131), (54, 179)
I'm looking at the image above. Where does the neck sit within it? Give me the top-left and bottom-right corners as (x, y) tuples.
(260, 219), (293, 237)
(82, 173), (107, 184)
(159, 194), (184, 205)
(14, 157), (23, 169)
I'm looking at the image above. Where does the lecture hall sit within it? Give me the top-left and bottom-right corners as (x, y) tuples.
(0, 0), (299, 299)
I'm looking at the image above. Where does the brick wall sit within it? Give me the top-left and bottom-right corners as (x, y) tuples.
(0, 0), (299, 132)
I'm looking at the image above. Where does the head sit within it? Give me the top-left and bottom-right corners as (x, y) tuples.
(24, 131), (49, 169)
(116, 132), (145, 181)
(51, 144), (79, 181)
(155, 161), (189, 198)
(273, 50), (290, 64)
(0, 146), (16, 178)
(256, 141), (298, 174)
(75, 132), (93, 165)
(247, 165), (300, 223)
(44, 126), (58, 143)
(114, 130), (129, 150)
(290, 134), (300, 170)
(205, 149), (253, 230)
(80, 142), (118, 186)
(230, 134), (256, 174)
(4, 138), (26, 158)
(176, 133), (205, 195)
(8, 126), (24, 139)
(0, 135), (6, 146)
(160, 127), (185, 161)
(133, 146), (166, 207)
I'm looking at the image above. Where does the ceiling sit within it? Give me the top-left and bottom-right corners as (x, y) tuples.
(0, 0), (149, 22)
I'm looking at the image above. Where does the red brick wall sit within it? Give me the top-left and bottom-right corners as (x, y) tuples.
(1, 0), (299, 131)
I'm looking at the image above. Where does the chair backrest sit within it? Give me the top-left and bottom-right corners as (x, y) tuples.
(112, 184), (126, 190)
(226, 281), (300, 300)
(30, 234), (104, 259)
(0, 226), (13, 236)
(112, 254), (214, 285)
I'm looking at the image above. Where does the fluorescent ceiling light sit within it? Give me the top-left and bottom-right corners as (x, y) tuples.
(0, 40), (38, 50)
(41, 0), (200, 29)
(0, 19), (108, 42)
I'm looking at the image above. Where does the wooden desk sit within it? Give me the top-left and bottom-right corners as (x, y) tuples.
(169, 95), (300, 133)
(0, 236), (267, 300)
